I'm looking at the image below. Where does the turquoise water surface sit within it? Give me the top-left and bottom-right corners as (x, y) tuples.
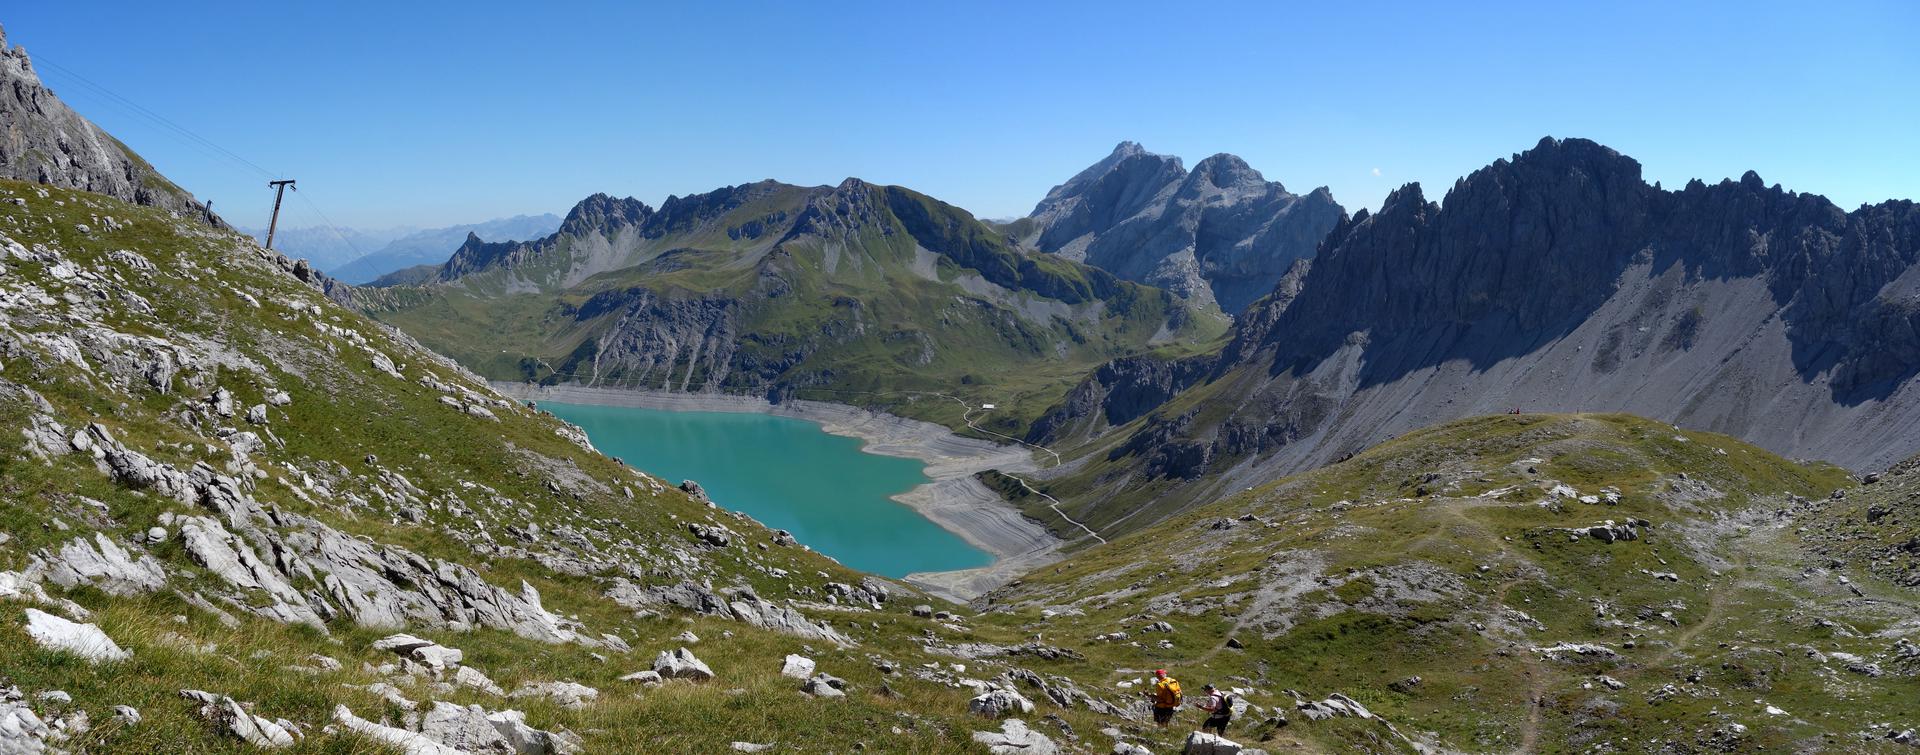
(540, 402), (992, 577)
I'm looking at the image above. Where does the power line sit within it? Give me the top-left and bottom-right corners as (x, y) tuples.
(29, 52), (279, 180)
(28, 50), (370, 260)
(295, 191), (366, 261)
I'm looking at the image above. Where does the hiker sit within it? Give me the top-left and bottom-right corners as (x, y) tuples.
(1146, 668), (1181, 728)
(1196, 683), (1233, 735)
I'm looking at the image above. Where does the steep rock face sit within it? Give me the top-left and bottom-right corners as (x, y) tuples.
(557, 287), (745, 393)
(1037, 137), (1920, 527)
(1024, 142), (1343, 313)
(436, 194), (654, 285)
(0, 26), (208, 221)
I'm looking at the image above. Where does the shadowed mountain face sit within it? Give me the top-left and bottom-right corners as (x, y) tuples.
(0, 25), (208, 221)
(1031, 137), (1920, 531)
(1022, 141), (1345, 313)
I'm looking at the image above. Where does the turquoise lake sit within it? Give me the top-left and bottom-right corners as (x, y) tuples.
(540, 402), (993, 577)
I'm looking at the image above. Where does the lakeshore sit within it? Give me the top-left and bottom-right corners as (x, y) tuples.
(490, 382), (1065, 601)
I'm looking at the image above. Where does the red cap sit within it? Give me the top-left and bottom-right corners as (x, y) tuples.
(1155, 668), (1167, 675)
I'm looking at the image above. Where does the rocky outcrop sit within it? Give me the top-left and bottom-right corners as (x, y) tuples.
(71, 422), (598, 644)
(969, 688), (1035, 718)
(31, 533), (166, 596)
(1038, 137), (1920, 529)
(0, 26), (212, 222)
(606, 580), (851, 646)
(1025, 142), (1344, 313)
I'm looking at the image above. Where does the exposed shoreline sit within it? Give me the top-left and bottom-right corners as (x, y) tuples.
(489, 382), (1063, 602)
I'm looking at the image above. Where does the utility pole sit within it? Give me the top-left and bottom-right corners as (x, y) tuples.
(263, 179), (297, 250)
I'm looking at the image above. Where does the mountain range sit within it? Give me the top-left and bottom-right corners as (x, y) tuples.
(3, 20), (1920, 753)
(1023, 137), (1920, 532)
(357, 179), (1221, 434)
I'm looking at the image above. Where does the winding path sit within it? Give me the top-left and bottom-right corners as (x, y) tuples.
(952, 398), (1105, 545)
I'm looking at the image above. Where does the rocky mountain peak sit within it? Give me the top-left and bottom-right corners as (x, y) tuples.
(1186, 153), (1268, 194)
(1028, 142), (1185, 225)
(558, 193), (651, 236)
(1026, 142), (1344, 313)
(0, 29), (209, 222)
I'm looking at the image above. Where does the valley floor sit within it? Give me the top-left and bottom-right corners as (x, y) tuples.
(490, 382), (1062, 600)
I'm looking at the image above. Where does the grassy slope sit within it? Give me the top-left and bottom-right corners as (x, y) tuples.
(0, 180), (1144, 753)
(990, 413), (1920, 753)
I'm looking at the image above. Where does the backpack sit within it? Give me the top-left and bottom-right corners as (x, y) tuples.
(1209, 693), (1234, 717)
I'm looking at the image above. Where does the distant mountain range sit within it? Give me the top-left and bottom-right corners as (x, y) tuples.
(242, 214), (562, 284)
(331, 214), (561, 284)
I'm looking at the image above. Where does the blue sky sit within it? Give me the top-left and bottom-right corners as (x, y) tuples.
(6, 2), (1915, 231)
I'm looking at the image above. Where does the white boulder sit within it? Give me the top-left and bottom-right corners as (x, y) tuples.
(22, 608), (129, 662)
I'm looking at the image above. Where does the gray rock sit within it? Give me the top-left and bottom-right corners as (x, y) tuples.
(780, 654), (816, 679)
(1294, 693), (1374, 721)
(23, 608), (129, 662)
(800, 673), (847, 698)
(510, 681), (599, 709)
(732, 743), (775, 753)
(653, 648), (714, 681)
(969, 688), (1035, 718)
(453, 666), (505, 696)
(245, 404), (268, 425)
(0, 695), (53, 753)
(32, 533), (166, 596)
(606, 580), (850, 646)
(112, 705), (140, 726)
(332, 704), (463, 755)
(972, 719), (1057, 755)
(209, 387), (236, 418)
(418, 701), (518, 753)
(1113, 744), (1154, 755)
(486, 708), (581, 754)
(688, 523), (731, 548)
(178, 690), (297, 748)
(371, 633), (464, 671)
(1181, 732), (1244, 754)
